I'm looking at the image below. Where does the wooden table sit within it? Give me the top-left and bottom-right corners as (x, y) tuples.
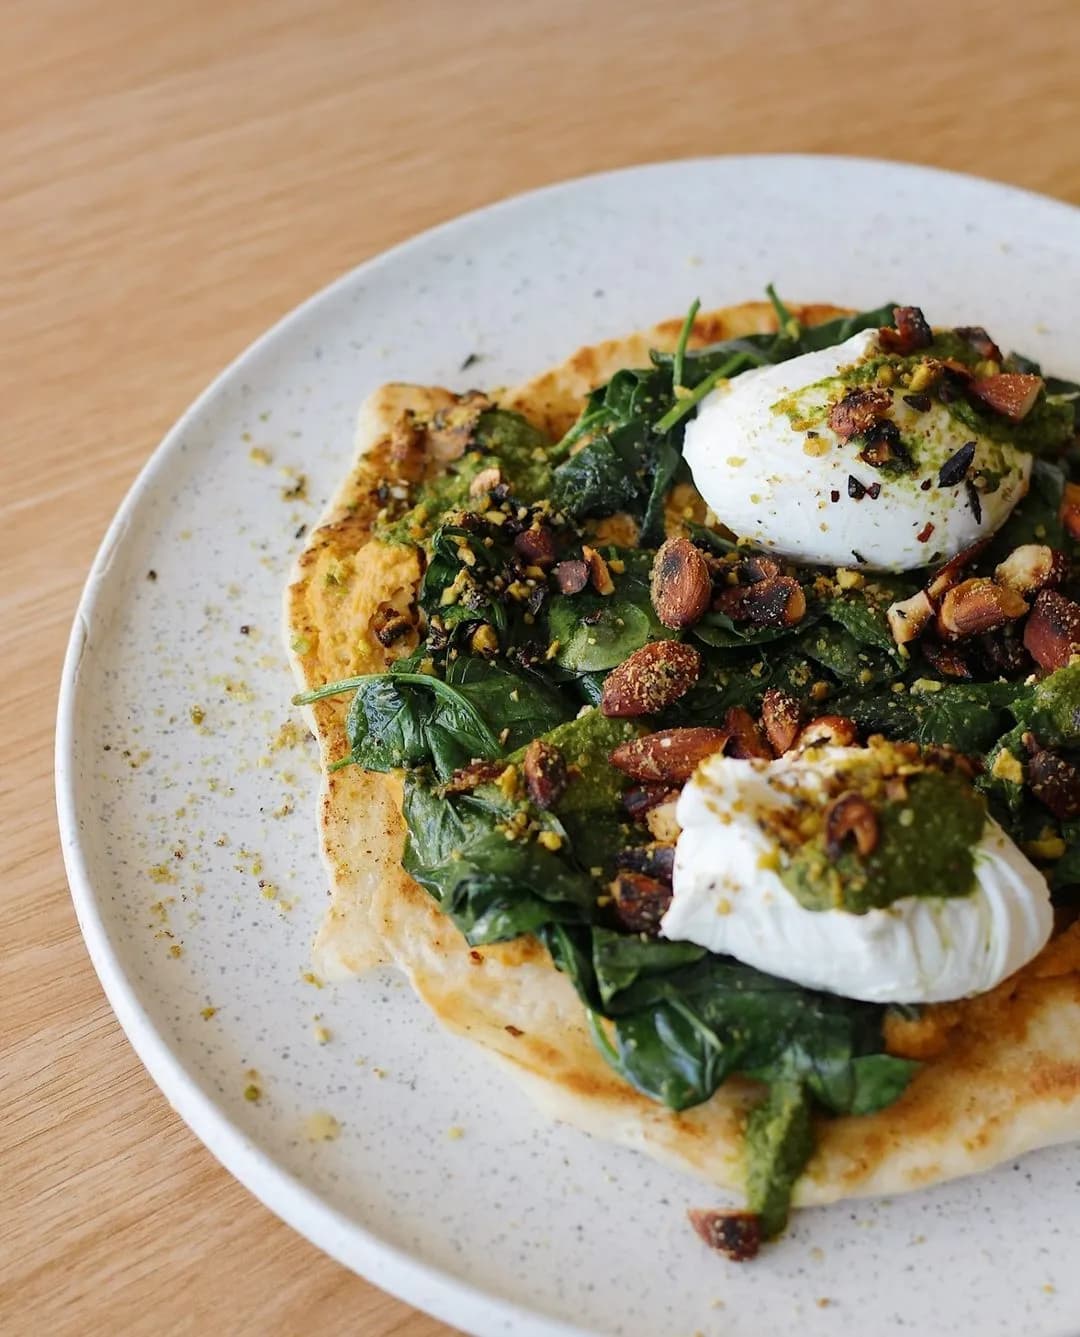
(4, 1), (1079, 1331)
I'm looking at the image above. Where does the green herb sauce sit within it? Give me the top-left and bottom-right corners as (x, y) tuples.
(780, 770), (987, 914)
(377, 408), (555, 544)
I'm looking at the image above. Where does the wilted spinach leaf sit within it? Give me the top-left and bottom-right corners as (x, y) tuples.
(801, 621), (894, 686)
(692, 610), (813, 649)
(550, 367), (675, 529)
(825, 576), (914, 654)
(591, 928), (706, 1009)
(419, 524), (509, 635)
(549, 434), (644, 519)
(833, 681), (1024, 754)
(298, 657), (571, 780)
(570, 952), (915, 1114)
(548, 548), (670, 672)
(402, 778), (596, 944)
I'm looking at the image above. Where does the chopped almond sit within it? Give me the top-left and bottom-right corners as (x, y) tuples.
(967, 372), (1043, 422)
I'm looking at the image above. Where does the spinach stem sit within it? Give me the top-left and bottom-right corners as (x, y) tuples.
(293, 674), (371, 704)
(766, 282), (801, 341)
(550, 407), (611, 462)
(652, 353), (746, 434)
(672, 297), (701, 396)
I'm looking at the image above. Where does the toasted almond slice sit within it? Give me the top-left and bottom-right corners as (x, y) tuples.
(967, 372), (1043, 422)
(825, 791), (879, 858)
(994, 544), (1067, 597)
(827, 386), (892, 442)
(610, 871), (673, 935)
(1027, 747), (1080, 820)
(954, 326), (1003, 363)
(523, 739), (568, 809)
(622, 783), (678, 822)
(1061, 482), (1080, 542)
(723, 706), (772, 760)
(887, 590), (934, 646)
(1023, 589), (1080, 670)
(760, 688), (802, 755)
(687, 1209), (761, 1262)
(921, 637), (973, 679)
(582, 545), (615, 595)
(610, 727), (730, 783)
(600, 640), (703, 718)
(650, 537), (712, 629)
(878, 306), (933, 355)
(925, 538), (990, 604)
(468, 466), (503, 498)
(713, 575), (806, 627)
(645, 799), (682, 844)
(792, 715), (858, 752)
(937, 578), (1027, 640)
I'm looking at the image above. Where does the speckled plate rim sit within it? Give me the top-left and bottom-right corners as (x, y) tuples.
(55, 155), (1080, 1337)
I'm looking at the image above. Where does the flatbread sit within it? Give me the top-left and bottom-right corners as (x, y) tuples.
(285, 302), (1080, 1209)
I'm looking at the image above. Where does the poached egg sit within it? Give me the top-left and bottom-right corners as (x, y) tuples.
(661, 745), (1053, 1003)
(682, 330), (1031, 572)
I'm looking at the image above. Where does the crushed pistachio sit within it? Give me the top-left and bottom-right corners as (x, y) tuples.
(990, 749), (1024, 784)
(835, 568), (864, 591)
(304, 1111), (340, 1142)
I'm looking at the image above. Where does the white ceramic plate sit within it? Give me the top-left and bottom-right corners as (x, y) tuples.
(57, 156), (1080, 1337)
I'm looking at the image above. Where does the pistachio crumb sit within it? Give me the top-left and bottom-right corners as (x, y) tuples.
(991, 749), (1024, 784)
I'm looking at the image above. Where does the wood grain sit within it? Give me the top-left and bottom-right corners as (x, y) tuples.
(3, 1), (1078, 1332)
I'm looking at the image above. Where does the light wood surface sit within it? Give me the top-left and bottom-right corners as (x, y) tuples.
(4, 1), (1079, 1332)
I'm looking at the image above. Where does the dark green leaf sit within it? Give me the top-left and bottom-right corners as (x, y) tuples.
(834, 681), (1024, 753)
(801, 621), (894, 685)
(581, 954), (912, 1114)
(692, 611), (809, 649)
(639, 436), (681, 546)
(591, 928), (706, 1009)
(846, 1053), (922, 1116)
(825, 576), (915, 654)
(547, 549), (669, 671)
(1051, 820), (1080, 893)
(443, 657), (571, 753)
(401, 778), (595, 945)
(549, 434), (642, 519)
(331, 658), (570, 779)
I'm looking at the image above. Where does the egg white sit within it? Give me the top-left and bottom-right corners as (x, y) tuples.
(683, 331), (1031, 572)
(662, 747), (1053, 1003)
